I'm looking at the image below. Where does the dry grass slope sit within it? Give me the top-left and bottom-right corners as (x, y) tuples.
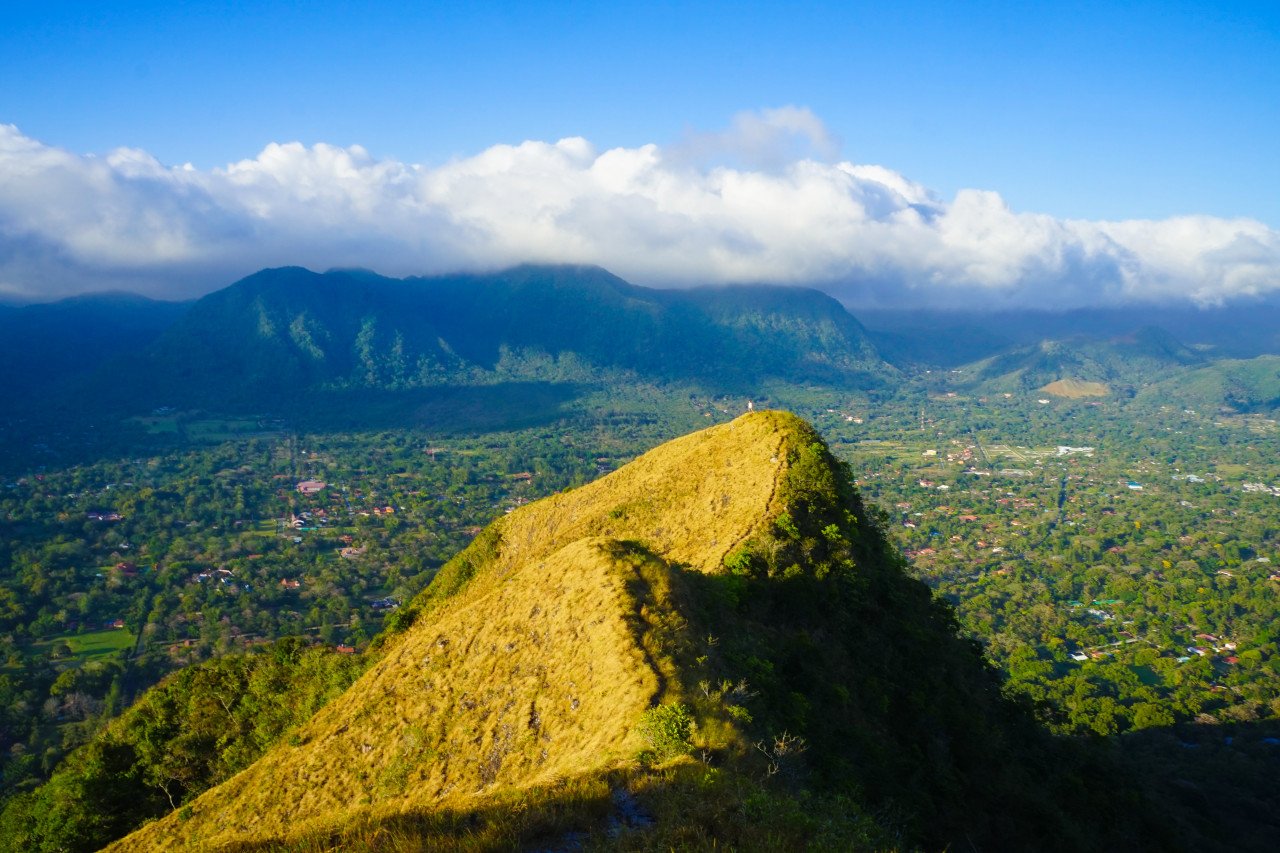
(110, 411), (803, 851)
(1040, 377), (1110, 398)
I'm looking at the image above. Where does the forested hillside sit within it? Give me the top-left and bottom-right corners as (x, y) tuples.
(118, 265), (892, 411)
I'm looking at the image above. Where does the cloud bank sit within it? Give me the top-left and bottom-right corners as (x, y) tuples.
(1, 109), (1277, 307)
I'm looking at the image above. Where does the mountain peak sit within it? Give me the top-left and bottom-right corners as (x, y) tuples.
(108, 412), (812, 849)
(108, 411), (1164, 851)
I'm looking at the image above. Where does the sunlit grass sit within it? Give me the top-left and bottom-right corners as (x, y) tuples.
(109, 412), (805, 851)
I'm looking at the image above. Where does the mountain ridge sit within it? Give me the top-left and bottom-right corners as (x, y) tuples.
(106, 412), (1170, 852)
(945, 325), (1205, 396)
(108, 411), (796, 850)
(116, 264), (894, 410)
(0, 292), (189, 414)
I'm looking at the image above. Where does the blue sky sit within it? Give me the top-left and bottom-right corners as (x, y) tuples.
(1, 1), (1278, 303)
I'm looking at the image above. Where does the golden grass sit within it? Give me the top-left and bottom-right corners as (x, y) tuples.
(108, 412), (802, 851)
(429, 409), (795, 596)
(1039, 378), (1109, 398)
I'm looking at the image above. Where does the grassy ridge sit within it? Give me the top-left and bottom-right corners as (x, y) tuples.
(108, 413), (798, 850)
(95, 412), (1174, 851)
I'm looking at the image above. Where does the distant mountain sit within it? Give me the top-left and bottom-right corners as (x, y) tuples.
(861, 301), (1280, 366)
(114, 265), (893, 411)
(0, 293), (189, 412)
(951, 326), (1204, 396)
(1138, 355), (1280, 412)
(105, 413), (1168, 852)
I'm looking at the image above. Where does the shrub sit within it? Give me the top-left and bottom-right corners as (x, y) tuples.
(637, 703), (695, 760)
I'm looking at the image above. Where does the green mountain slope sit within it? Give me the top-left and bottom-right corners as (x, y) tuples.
(1137, 354), (1280, 411)
(955, 326), (1204, 395)
(102, 412), (1168, 852)
(0, 639), (365, 853)
(118, 265), (893, 411)
(0, 293), (189, 415)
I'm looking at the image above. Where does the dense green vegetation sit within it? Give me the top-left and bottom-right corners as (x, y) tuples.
(0, 293), (187, 418)
(0, 638), (364, 852)
(829, 392), (1280, 739)
(105, 265), (891, 416)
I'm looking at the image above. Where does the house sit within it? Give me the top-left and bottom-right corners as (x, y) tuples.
(296, 480), (326, 494)
(280, 578), (301, 590)
(511, 472), (534, 482)
(335, 644), (356, 654)
(87, 510), (123, 522)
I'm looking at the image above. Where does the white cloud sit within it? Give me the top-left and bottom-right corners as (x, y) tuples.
(668, 105), (842, 172)
(0, 110), (1277, 306)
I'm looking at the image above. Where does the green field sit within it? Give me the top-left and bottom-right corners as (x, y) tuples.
(46, 628), (136, 663)
(129, 414), (180, 434)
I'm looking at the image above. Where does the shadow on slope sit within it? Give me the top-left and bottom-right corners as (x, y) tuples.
(1118, 718), (1280, 853)
(286, 382), (587, 434)
(0, 381), (584, 475)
